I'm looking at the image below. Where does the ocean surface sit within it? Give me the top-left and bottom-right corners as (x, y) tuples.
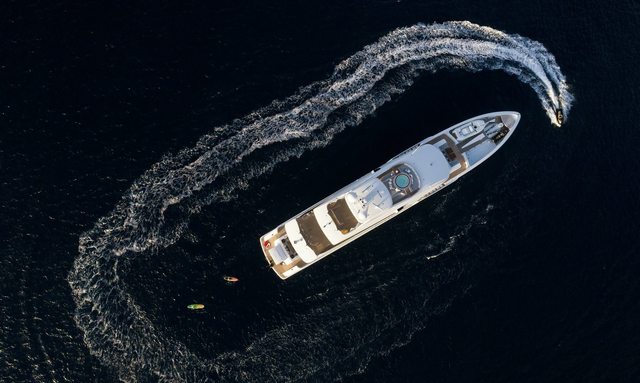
(2, 1), (639, 382)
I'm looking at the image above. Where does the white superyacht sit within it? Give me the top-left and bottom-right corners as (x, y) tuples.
(260, 111), (520, 279)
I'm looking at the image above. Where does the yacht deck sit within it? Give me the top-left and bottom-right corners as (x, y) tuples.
(425, 134), (469, 180)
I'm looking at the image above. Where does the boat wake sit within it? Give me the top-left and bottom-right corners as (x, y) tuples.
(68, 21), (573, 382)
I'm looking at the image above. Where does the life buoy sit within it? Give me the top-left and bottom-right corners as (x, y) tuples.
(264, 240), (271, 248)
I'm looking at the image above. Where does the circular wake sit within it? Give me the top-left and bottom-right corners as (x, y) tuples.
(69, 21), (573, 382)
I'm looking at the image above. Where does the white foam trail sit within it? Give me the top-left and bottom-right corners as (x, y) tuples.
(68, 21), (573, 382)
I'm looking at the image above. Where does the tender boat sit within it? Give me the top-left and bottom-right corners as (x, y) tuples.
(555, 109), (564, 126)
(260, 112), (520, 279)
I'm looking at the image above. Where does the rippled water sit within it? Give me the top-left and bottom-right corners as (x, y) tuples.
(2, 2), (639, 382)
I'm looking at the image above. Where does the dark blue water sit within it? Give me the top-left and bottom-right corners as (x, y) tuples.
(2, 1), (639, 382)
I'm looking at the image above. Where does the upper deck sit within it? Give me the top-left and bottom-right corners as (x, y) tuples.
(285, 144), (451, 259)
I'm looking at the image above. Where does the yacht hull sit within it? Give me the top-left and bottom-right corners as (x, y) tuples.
(260, 111), (520, 279)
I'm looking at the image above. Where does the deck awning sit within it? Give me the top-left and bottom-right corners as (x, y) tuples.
(295, 211), (334, 256)
(327, 198), (359, 232)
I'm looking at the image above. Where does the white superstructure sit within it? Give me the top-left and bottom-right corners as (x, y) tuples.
(260, 112), (520, 279)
